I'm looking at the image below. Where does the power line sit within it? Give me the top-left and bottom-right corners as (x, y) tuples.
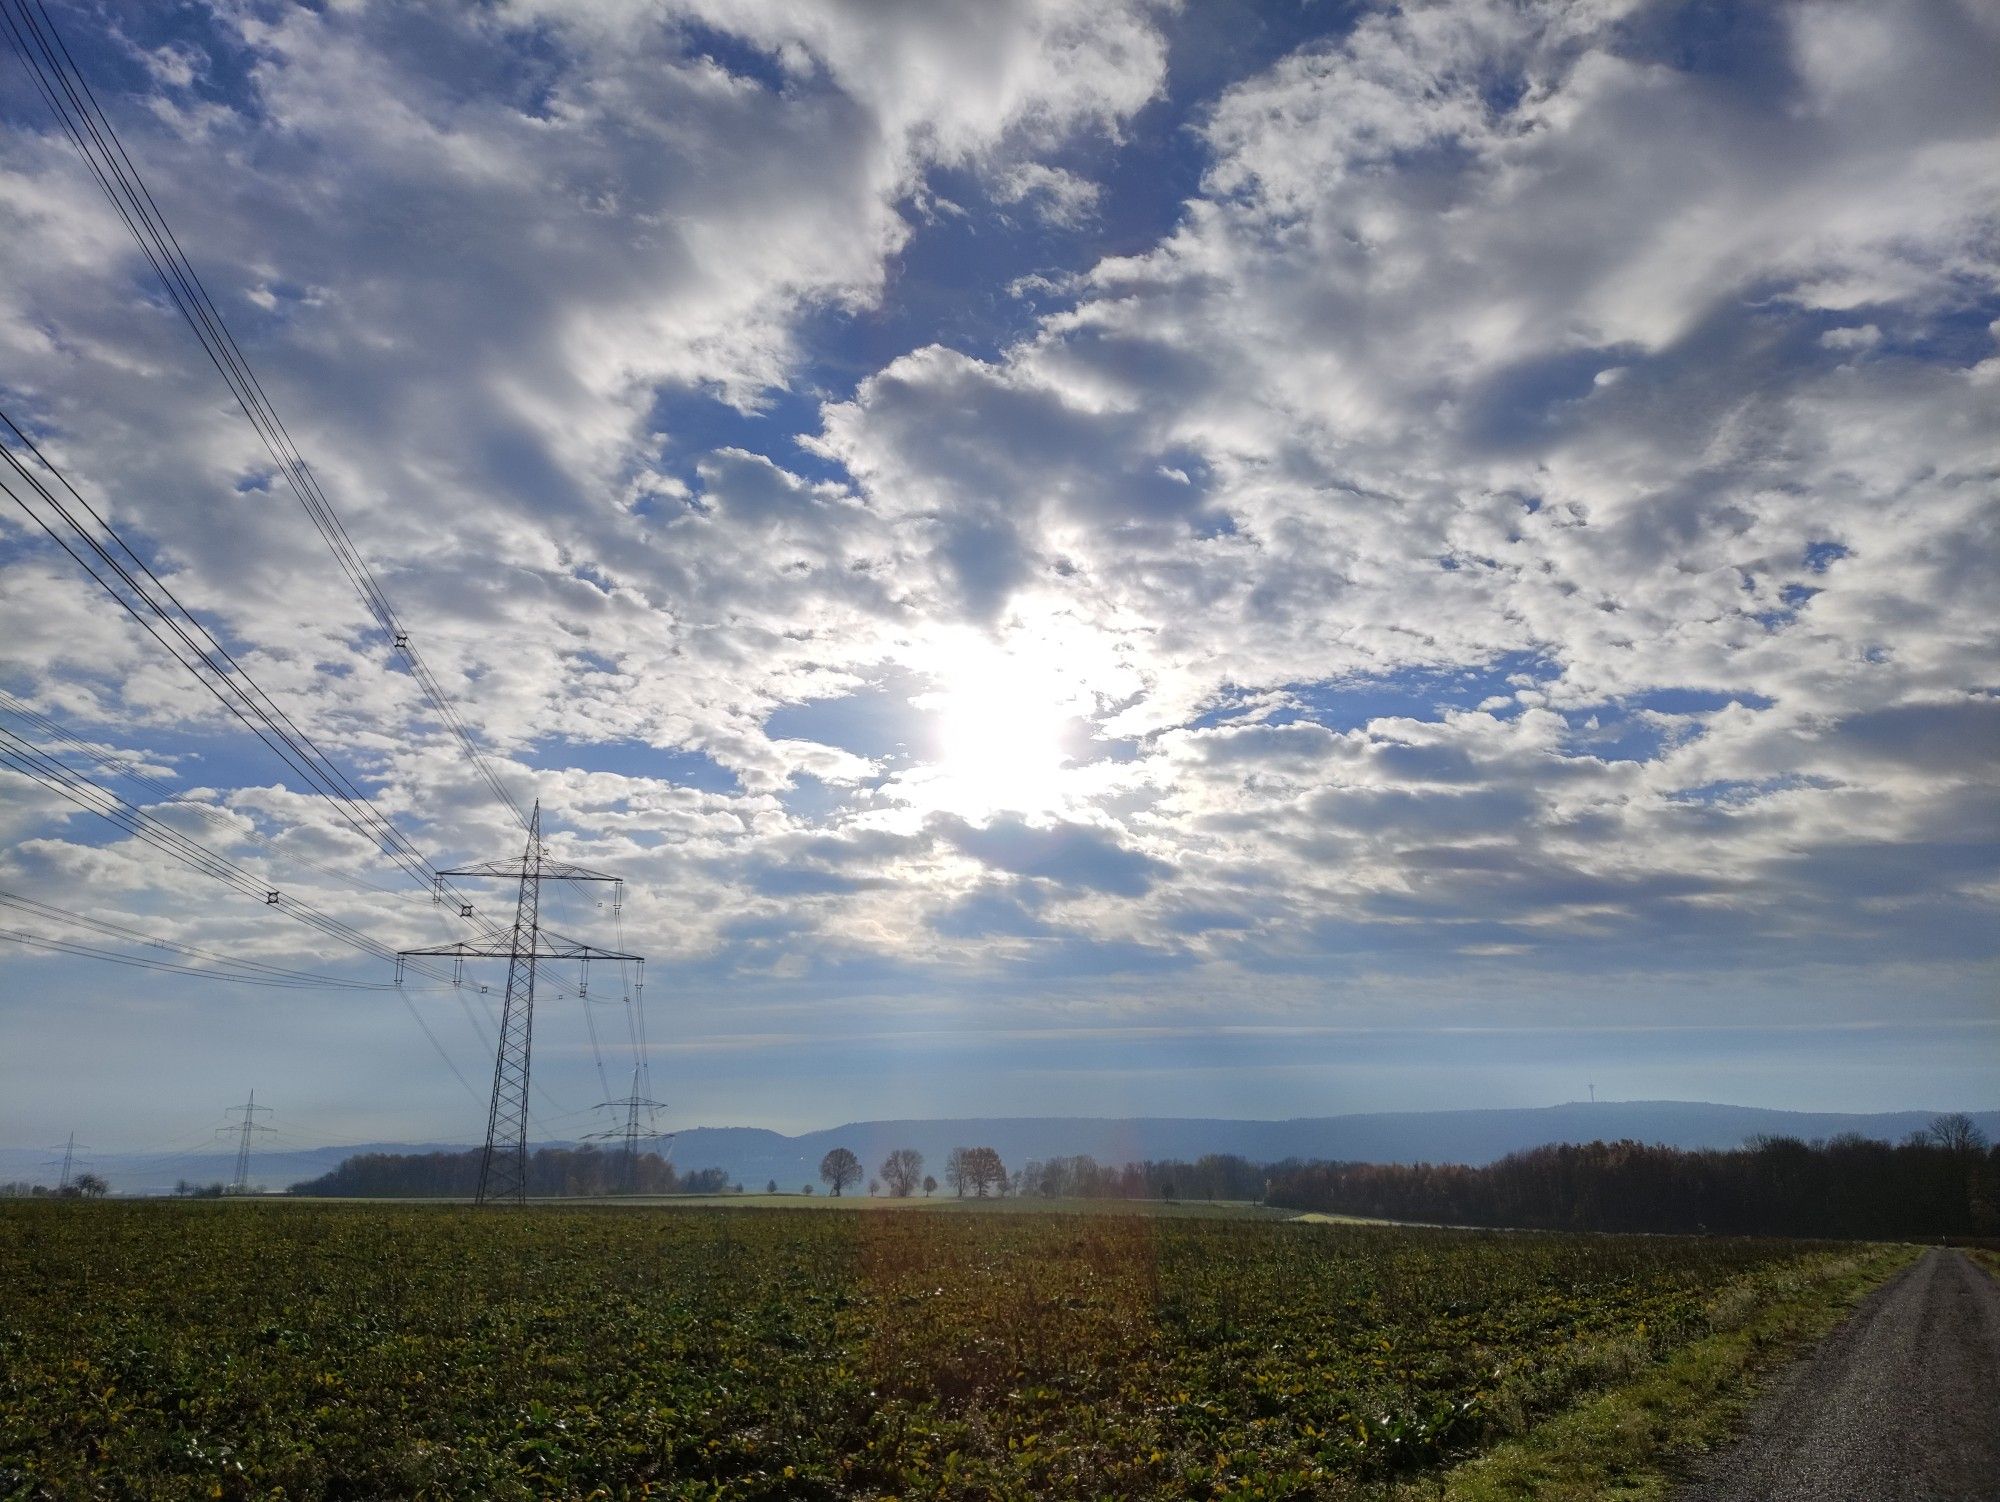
(0, 689), (425, 906)
(0, 726), (488, 1104)
(1, 725), (418, 967)
(0, 420), (483, 915)
(0, 889), (421, 990)
(0, 0), (528, 831)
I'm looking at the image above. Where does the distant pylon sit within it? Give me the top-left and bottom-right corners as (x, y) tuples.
(44, 1130), (88, 1191)
(397, 803), (641, 1206)
(224, 1090), (275, 1194)
(585, 1067), (670, 1192)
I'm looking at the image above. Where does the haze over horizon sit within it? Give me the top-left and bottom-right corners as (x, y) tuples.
(2, 0), (1996, 1152)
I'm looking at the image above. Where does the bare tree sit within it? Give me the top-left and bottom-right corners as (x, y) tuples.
(71, 1172), (108, 1198)
(819, 1147), (862, 1197)
(880, 1148), (924, 1198)
(945, 1146), (971, 1198)
(867, 1177), (880, 1196)
(1927, 1113), (1989, 1154)
(958, 1146), (1006, 1198)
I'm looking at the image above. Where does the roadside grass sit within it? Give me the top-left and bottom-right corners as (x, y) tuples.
(1411, 1242), (1916, 1502)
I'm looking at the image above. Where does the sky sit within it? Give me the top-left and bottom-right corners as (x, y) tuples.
(1, 0), (1996, 1153)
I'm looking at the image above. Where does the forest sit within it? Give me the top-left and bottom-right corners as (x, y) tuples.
(1265, 1118), (1998, 1239)
(290, 1145), (729, 1198)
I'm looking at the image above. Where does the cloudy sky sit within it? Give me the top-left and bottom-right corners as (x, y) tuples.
(2, 0), (1995, 1151)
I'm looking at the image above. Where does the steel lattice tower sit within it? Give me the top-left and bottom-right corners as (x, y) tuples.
(224, 1090), (274, 1194)
(45, 1131), (85, 1192)
(398, 803), (641, 1205)
(586, 1067), (671, 1193)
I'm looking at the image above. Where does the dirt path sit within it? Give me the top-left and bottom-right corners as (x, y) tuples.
(1675, 1247), (2000, 1501)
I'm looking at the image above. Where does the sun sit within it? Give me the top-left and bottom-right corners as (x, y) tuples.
(917, 638), (1077, 818)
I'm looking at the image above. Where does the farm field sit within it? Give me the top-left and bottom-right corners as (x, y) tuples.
(0, 1202), (1852, 1499)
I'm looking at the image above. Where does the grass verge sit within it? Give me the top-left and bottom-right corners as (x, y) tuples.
(1408, 1242), (1914, 1502)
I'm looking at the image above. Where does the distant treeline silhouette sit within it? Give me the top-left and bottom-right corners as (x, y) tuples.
(1266, 1122), (1997, 1239)
(283, 1119), (1999, 1235)
(291, 1147), (730, 1198)
(1019, 1153), (1269, 1202)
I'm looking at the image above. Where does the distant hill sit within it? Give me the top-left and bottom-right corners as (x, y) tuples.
(7, 1101), (1992, 1197)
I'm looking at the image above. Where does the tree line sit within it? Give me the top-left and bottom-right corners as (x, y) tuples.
(289, 1147), (733, 1198)
(806, 1146), (1269, 1203)
(1264, 1116), (1998, 1239)
(1018, 1152), (1268, 1203)
(0, 1174), (108, 1199)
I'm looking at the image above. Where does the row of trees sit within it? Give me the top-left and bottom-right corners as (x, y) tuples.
(1265, 1117), (1999, 1239)
(290, 1147), (733, 1198)
(0, 1174), (108, 1198)
(809, 1147), (1269, 1203)
(816, 1146), (1009, 1197)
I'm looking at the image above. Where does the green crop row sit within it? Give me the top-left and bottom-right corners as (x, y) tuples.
(0, 1201), (1831, 1499)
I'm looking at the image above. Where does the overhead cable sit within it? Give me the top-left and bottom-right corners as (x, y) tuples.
(0, 0), (529, 831)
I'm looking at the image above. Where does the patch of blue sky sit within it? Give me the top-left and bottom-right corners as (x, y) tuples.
(531, 736), (740, 794)
(1610, 1), (1797, 93)
(672, 18), (794, 95)
(1827, 295), (2000, 368)
(1561, 709), (1672, 765)
(776, 772), (851, 822)
(5, 715), (333, 805)
(1622, 687), (1774, 714)
(1667, 775), (1829, 807)
(764, 674), (935, 766)
(716, 4), (1357, 425)
(1194, 652), (1557, 733)
(791, 164), (1113, 386)
(1555, 689), (1775, 764)
(643, 382), (842, 500)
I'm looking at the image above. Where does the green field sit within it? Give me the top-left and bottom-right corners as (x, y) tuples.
(0, 1201), (1843, 1499)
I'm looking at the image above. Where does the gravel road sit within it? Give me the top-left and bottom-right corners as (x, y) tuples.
(1675, 1247), (2000, 1501)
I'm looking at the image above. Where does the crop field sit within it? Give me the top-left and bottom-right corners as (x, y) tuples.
(0, 1202), (1836, 1499)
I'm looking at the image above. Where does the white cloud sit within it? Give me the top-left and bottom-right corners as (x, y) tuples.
(1, 0), (1994, 1087)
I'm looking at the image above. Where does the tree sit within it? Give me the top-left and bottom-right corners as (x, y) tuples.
(766, 1179), (778, 1195)
(802, 1183), (814, 1195)
(956, 1146), (1005, 1198)
(819, 1147), (862, 1197)
(71, 1172), (108, 1198)
(867, 1178), (880, 1196)
(1927, 1113), (1989, 1154)
(881, 1148), (924, 1198)
(923, 1174), (937, 1197)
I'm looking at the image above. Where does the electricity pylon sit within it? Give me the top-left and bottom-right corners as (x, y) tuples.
(585, 1067), (671, 1192)
(398, 803), (641, 1205)
(224, 1090), (275, 1194)
(44, 1131), (88, 1191)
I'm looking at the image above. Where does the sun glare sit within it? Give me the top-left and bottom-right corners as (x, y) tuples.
(920, 640), (1077, 818)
